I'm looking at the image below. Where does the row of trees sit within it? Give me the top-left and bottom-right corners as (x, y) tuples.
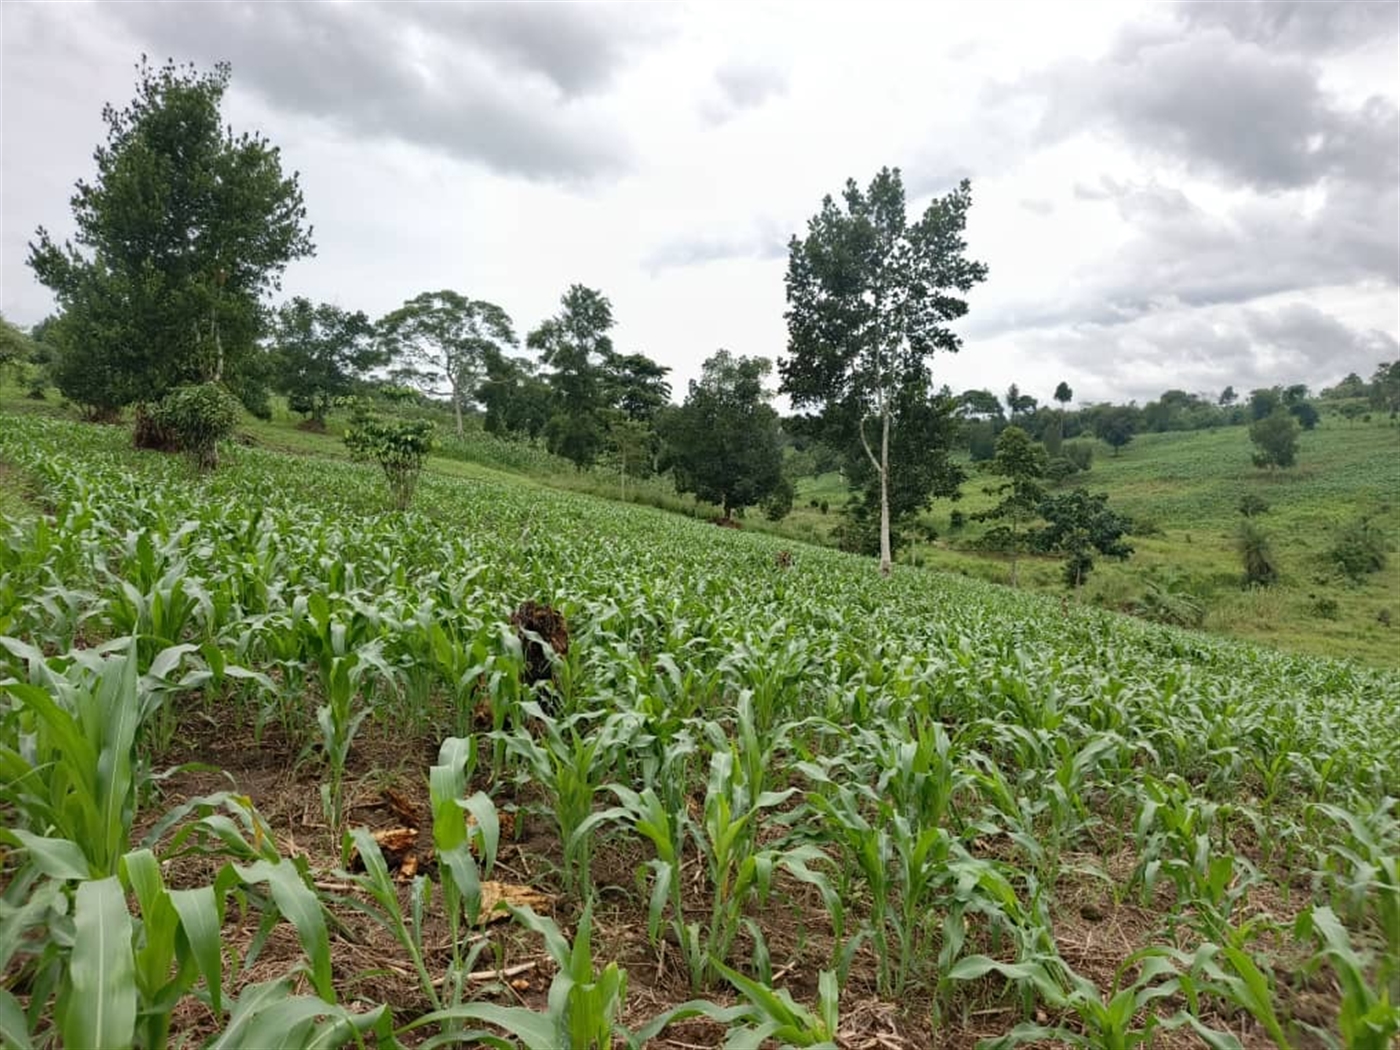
(16, 56), (1393, 570)
(17, 57), (786, 507)
(953, 380), (1357, 462)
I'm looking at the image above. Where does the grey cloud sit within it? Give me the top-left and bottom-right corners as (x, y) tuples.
(972, 175), (1398, 341)
(1019, 198), (1054, 216)
(1178, 0), (1399, 54)
(644, 223), (789, 275)
(412, 1), (667, 97)
(702, 62), (787, 125)
(1244, 302), (1400, 366)
(1073, 180), (1113, 201)
(1016, 15), (1399, 194)
(97, 0), (649, 181)
(905, 166), (975, 200)
(1023, 302), (1394, 403)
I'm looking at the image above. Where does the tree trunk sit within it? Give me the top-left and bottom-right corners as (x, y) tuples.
(879, 409), (892, 576)
(453, 388), (464, 438)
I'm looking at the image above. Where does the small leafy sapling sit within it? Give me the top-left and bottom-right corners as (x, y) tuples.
(344, 405), (435, 510)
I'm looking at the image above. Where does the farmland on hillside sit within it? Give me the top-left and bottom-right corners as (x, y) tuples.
(787, 418), (1400, 668)
(2, 413), (1398, 1048)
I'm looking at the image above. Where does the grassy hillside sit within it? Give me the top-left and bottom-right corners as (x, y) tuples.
(787, 419), (1400, 667)
(5, 382), (1396, 667)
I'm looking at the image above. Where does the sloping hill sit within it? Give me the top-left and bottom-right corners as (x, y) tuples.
(1, 411), (1397, 1046)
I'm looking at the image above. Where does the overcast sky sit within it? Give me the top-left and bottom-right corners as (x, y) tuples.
(3, 0), (1397, 405)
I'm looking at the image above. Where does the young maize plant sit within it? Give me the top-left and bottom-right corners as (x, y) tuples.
(400, 902), (630, 1050)
(2, 411), (1398, 1048)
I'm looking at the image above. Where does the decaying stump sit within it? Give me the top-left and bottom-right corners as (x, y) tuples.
(510, 601), (569, 686)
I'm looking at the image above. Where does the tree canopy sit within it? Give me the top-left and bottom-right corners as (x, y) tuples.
(528, 285), (616, 469)
(271, 298), (382, 425)
(379, 291), (515, 437)
(27, 58), (313, 415)
(1250, 408), (1301, 470)
(660, 350), (787, 519)
(781, 168), (987, 573)
(1035, 489), (1133, 590)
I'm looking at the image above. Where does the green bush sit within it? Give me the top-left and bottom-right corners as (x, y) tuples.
(1237, 520), (1279, 588)
(1238, 494), (1270, 518)
(344, 410), (436, 510)
(1328, 517), (1389, 581)
(1045, 456), (1077, 484)
(1062, 441), (1094, 472)
(143, 383), (242, 470)
(1132, 569), (1207, 628)
(1308, 594), (1340, 620)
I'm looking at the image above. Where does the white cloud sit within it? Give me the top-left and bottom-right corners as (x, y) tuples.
(2, 0), (1396, 405)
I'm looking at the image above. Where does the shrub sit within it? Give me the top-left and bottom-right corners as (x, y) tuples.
(1328, 517), (1389, 581)
(1045, 456), (1077, 484)
(1237, 520), (1279, 587)
(345, 410), (436, 510)
(1250, 409), (1300, 469)
(1380, 608), (1393, 628)
(763, 477), (795, 522)
(1308, 594), (1340, 620)
(1238, 494), (1270, 518)
(142, 382), (243, 470)
(1062, 441), (1094, 473)
(1133, 569), (1207, 628)
(1130, 516), (1165, 537)
(949, 509), (966, 531)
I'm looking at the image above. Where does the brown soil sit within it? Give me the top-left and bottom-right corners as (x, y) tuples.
(116, 699), (1339, 1049)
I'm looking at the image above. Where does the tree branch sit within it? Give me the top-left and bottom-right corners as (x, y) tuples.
(857, 413), (882, 475)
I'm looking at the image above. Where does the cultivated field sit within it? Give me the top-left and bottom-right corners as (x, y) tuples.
(788, 419), (1400, 668)
(2, 412), (1398, 1048)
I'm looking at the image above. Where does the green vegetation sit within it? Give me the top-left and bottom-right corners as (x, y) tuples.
(343, 408), (436, 510)
(782, 167), (986, 573)
(27, 58), (311, 417)
(659, 350), (788, 520)
(780, 418), (1396, 667)
(1, 412), (1396, 1048)
(6, 49), (1398, 1047)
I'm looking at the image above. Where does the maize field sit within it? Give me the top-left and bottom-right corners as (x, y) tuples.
(1, 413), (1397, 1048)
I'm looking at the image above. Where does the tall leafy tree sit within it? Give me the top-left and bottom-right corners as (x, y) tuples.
(27, 58), (313, 416)
(604, 353), (672, 423)
(271, 298), (382, 425)
(1005, 383), (1038, 421)
(528, 285), (616, 468)
(781, 168), (988, 574)
(660, 351), (786, 519)
(1371, 360), (1400, 414)
(958, 388), (1005, 421)
(479, 348), (552, 441)
(0, 314), (35, 371)
(1249, 387), (1282, 421)
(1094, 405), (1138, 456)
(974, 425), (1047, 587)
(1053, 381), (1073, 407)
(379, 291), (515, 437)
